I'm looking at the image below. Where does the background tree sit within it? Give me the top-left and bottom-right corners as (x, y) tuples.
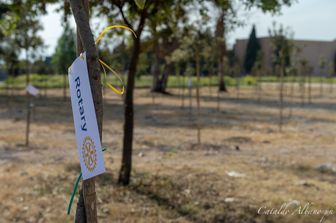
(4, 2), (45, 146)
(94, 0), (196, 185)
(214, 5), (228, 92)
(96, 0), (165, 185)
(149, 3), (185, 93)
(209, 0), (293, 91)
(244, 25), (261, 74)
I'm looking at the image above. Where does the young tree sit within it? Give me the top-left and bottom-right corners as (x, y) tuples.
(167, 46), (189, 107)
(52, 21), (76, 100)
(319, 55), (326, 96)
(95, 0), (196, 185)
(252, 51), (263, 101)
(269, 23), (293, 131)
(299, 59), (307, 106)
(307, 65), (313, 104)
(13, 4), (44, 146)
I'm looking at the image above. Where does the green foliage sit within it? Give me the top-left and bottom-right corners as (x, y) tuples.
(244, 25), (261, 74)
(2, 73), (266, 89)
(243, 0), (293, 13)
(7, 73), (336, 90)
(51, 22), (76, 74)
(134, 0), (146, 9)
(0, 2), (44, 76)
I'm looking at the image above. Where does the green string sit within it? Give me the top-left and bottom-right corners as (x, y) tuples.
(67, 147), (107, 215)
(67, 172), (82, 215)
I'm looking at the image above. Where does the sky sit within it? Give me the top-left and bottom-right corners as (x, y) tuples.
(40, 0), (336, 56)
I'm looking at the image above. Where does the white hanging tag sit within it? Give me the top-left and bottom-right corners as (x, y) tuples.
(26, 84), (39, 96)
(68, 52), (105, 180)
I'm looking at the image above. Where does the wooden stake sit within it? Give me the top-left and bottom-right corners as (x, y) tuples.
(188, 75), (193, 113)
(279, 64), (284, 132)
(196, 50), (201, 145)
(25, 49), (31, 147)
(70, 0), (102, 222)
(181, 74), (185, 109)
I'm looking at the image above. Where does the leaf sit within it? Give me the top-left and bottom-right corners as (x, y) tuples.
(134, 0), (145, 9)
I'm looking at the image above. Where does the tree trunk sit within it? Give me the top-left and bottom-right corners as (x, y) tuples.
(215, 11), (227, 92)
(195, 51), (201, 145)
(25, 49), (31, 147)
(288, 70), (296, 118)
(308, 72), (312, 104)
(63, 72), (67, 100)
(177, 65), (181, 99)
(44, 76), (47, 97)
(319, 73), (323, 96)
(69, 0), (102, 222)
(181, 74), (185, 108)
(118, 11), (147, 186)
(208, 73), (212, 96)
(300, 66), (305, 107)
(118, 38), (139, 185)
(151, 38), (161, 92)
(255, 69), (262, 102)
(217, 89), (220, 111)
(235, 65), (240, 99)
(153, 65), (171, 93)
(279, 64), (284, 132)
(188, 75), (193, 114)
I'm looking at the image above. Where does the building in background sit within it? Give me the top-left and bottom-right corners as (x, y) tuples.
(0, 70), (7, 81)
(234, 37), (336, 76)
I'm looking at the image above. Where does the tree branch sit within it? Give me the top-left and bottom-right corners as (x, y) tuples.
(136, 9), (147, 37)
(117, 4), (133, 30)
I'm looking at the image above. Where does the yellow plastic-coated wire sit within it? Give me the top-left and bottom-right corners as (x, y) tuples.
(95, 25), (137, 45)
(95, 25), (137, 95)
(99, 59), (125, 95)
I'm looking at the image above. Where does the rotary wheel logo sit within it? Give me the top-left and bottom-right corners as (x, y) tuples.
(82, 136), (97, 172)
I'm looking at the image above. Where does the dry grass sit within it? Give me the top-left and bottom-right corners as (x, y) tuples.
(1, 83), (336, 222)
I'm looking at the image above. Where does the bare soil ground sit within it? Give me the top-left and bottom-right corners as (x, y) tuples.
(1, 84), (336, 223)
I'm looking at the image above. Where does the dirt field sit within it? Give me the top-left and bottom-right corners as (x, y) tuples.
(1, 84), (336, 223)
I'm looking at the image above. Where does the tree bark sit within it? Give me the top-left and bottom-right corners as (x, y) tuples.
(69, 0), (102, 222)
(151, 37), (161, 92)
(153, 64), (172, 93)
(118, 10), (147, 185)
